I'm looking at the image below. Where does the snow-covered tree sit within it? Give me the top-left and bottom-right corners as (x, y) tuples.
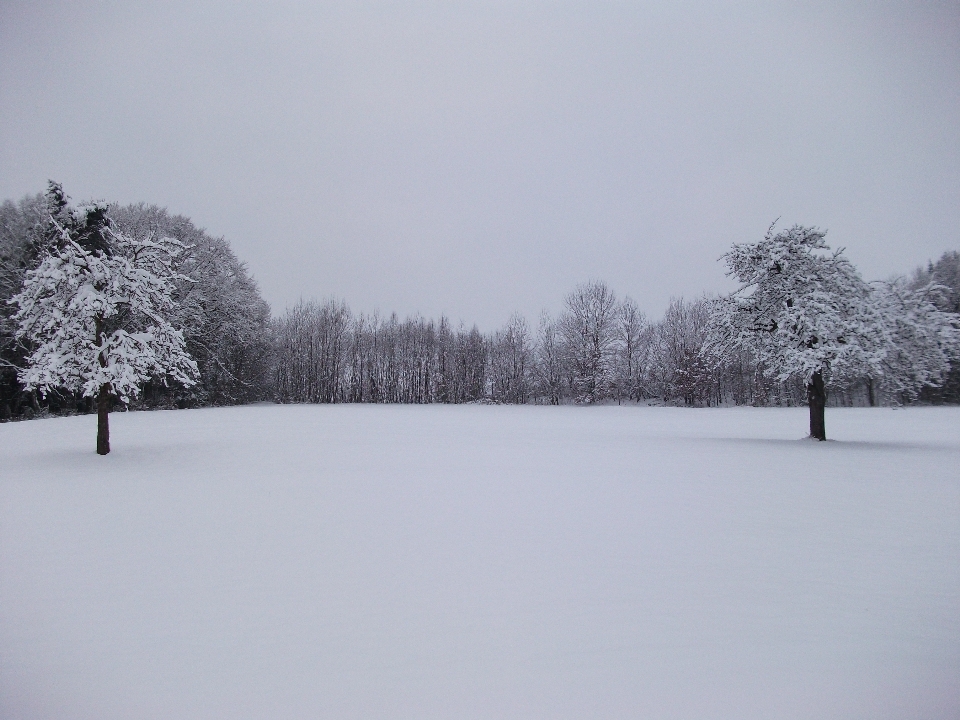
(534, 311), (564, 405)
(912, 251), (960, 314)
(647, 297), (714, 406)
(11, 204), (197, 454)
(709, 224), (883, 440)
(109, 203), (273, 406)
(559, 281), (619, 404)
(490, 314), (532, 404)
(909, 251), (960, 402)
(871, 278), (960, 403)
(611, 297), (646, 403)
(273, 298), (351, 404)
(0, 184), (75, 418)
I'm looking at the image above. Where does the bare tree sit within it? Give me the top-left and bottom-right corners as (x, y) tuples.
(612, 297), (646, 403)
(490, 314), (532, 404)
(661, 297), (714, 406)
(559, 281), (619, 403)
(533, 312), (564, 404)
(455, 324), (488, 402)
(274, 299), (351, 403)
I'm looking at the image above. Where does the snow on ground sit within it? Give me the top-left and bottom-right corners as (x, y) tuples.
(1, 404), (958, 720)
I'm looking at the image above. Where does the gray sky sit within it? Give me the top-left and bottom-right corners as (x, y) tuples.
(2, 1), (958, 329)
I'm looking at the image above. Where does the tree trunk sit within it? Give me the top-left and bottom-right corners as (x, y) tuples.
(95, 316), (111, 455)
(807, 370), (826, 441)
(866, 377), (876, 407)
(97, 383), (111, 455)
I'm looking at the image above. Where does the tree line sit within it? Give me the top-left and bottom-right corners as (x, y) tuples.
(271, 291), (718, 407)
(2, 185), (959, 423)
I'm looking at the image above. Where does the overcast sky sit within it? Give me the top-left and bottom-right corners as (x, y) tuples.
(2, 1), (958, 329)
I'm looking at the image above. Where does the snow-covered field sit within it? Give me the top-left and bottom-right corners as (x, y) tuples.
(1, 405), (958, 719)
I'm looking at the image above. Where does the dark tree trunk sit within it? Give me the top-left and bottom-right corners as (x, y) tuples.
(97, 384), (111, 455)
(807, 370), (826, 441)
(95, 316), (111, 455)
(866, 377), (876, 407)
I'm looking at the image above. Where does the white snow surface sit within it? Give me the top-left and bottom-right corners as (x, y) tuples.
(1, 405), (958, 719)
